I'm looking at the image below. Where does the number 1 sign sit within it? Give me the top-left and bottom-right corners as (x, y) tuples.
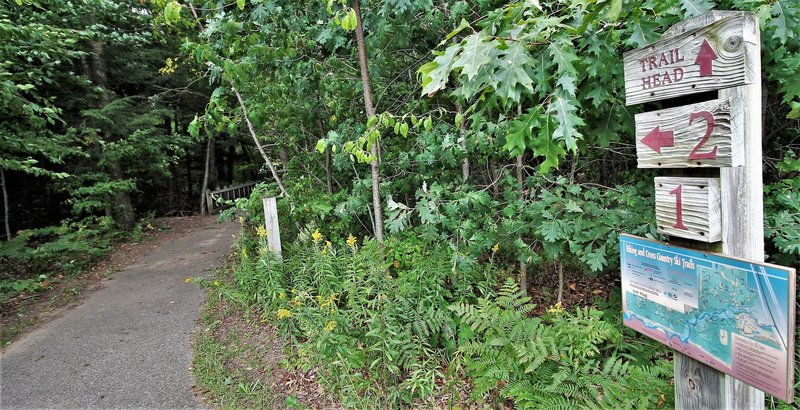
(654, 177), (721, 242)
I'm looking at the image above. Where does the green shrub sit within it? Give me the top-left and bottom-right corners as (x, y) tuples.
(451, 278), (674, 409)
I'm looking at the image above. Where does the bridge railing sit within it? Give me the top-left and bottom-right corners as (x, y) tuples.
(205, 182), (258, 214)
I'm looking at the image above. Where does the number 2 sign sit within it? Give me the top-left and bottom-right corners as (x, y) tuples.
(654, 176), (722, 242)
(634, 98), (743, 169)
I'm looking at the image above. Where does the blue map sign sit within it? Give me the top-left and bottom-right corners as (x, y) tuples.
(620, 234), (796, 402)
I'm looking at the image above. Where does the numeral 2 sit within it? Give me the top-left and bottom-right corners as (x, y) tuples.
(687, 111), (717, 160)
(669, 185), (688, 230)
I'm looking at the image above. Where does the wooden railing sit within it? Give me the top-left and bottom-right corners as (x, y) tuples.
(205, 182), (258, 214)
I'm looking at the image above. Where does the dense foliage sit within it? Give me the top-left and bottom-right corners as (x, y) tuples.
(2, 0), (798, 407)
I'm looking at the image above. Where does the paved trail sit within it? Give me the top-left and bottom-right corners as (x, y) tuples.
(1, 217), (238, 409)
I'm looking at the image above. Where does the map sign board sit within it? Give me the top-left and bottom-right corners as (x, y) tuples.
(620, 234), (796, 402)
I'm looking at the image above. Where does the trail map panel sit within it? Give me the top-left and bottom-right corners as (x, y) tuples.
(620, 234), (796, 402)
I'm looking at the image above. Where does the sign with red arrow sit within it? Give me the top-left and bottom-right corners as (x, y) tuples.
(623, 14), (755, 105)
(641, 126), (675, 154)
(634, 98), (743, 168)
(694, 39), (718, 76)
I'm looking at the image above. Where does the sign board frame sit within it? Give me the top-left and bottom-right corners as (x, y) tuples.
(620, 234), (796, 403)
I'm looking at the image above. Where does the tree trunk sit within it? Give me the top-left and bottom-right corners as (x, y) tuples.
(227, 143), (235, 184)
(90, 40), (135, 230)
(557, 261), (564, 304)
(352, 0), (384, 243)
(457, 103), (469, 183)
(516, 153), (527, 295)
(316, 113), (333, 194)
(1, 167), (11, 241)
(200, 136), (214, 214)
(185, 147), (193, 199)
(515, 105), (526, 295)
(231, 85), (291, 204)
(110, 161), (135, 230)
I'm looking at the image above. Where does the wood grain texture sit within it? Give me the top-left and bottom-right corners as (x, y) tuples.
(655, 177), (721, 242)
(675, 353), (727, 409)
(262, 197), (282, 255)
(664, 12), (767, 409)
(718, 17), (769, 407)
(623, 14), (758, 105)
(635, 97), (744, 168)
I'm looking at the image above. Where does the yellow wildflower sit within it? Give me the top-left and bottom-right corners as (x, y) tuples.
(276, 309), (293, 319)
(238, 216), (244, 224)
(492, 243), (500, 253)
(547, 302), (564, 315)
(393, 260), (400, 269)
(278, 292), (286, 300)
(213, 280), (221, 287)
(184, 277), (192, 283)
(256, 225), (268, 238)
(324, 321), (337, 332)
(311, 229), (323, 243)
(346, 233), (357, 247)
(320, 293), (337, 308)
(316, 295), (323, 303)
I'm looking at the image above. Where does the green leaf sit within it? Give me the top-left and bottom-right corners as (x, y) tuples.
(237, 0), (245, 11)
(548, 37), (578, 77)
(494, 41), (535, 106)
(188, 116), (200, 138)
(452, 33), (494, 82)
(164, 1), (182, 25)
(504, 107), (540, 157)
(605, 0), (622, 21)
(548, 94), (584, 154)
(680, 0), (715, 18)
(315, 138), (327, 153)
(529, 116), (566, 173)
(418, 44), (460, 97)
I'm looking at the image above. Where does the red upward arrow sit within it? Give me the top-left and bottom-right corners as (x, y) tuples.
(694, 39), (717, 76)
(641, 126), (674, 153)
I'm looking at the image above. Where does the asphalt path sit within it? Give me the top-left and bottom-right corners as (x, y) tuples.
(1, 217), (238, 409)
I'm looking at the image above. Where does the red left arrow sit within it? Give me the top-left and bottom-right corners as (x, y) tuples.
(641, 126), (674, 153)
(694, 39), (717, 76)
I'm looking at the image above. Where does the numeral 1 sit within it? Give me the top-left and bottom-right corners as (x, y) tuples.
(669, 185), (687, 230)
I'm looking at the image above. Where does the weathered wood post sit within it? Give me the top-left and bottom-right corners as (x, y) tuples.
(621, 11), (795, 409)
(262, 197), (282, 255)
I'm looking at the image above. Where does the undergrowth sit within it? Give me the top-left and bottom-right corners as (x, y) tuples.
(223, 225), (675, 409)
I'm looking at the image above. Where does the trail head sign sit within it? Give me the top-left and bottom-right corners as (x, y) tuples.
(623, 14), (757, 105)
(621, 235), (796, 403)
(622, 10), (797, 406)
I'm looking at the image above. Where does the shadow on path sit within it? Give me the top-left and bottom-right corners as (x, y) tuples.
(0, 217), (239, 409)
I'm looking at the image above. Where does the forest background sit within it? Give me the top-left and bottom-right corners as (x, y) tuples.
(1, 0), (799, 408)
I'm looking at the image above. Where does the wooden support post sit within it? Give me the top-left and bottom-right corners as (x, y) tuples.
(623, 11), (772, 409)
(262, 197), (282, 255)
(673, 13), (764, 410)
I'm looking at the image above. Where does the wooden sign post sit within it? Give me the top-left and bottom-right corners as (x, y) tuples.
(622, 11), (794, 409)
(262, 197), (282, 255)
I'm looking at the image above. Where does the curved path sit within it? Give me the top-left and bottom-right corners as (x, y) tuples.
(1, 217), (238, 409)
